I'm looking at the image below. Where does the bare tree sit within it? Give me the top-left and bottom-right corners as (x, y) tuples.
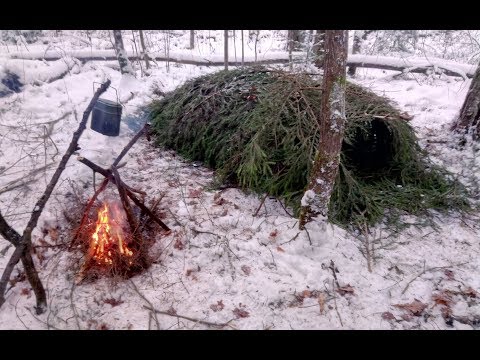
(452, 61), (480, 141)
(347, 30), (362, 76)
(288, 30), (294, 71)
(348, 30), (375, 76)
(224, 30), (228, 71)
(241, 30), (245, 66)
(139, 30), (150, 70)
(312, 30), (325, 69)
(189, 30), (195, 50)
(299, 30), (348, 229)
(112, 30), (135, 77)
(287, 30), (305, 51)
(253, 30), (260, 63)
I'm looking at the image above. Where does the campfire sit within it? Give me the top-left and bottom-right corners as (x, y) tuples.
(71, 123), (171, 282)
(89, 201), (134, 266)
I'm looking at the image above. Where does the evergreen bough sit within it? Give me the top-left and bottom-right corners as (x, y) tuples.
(149, 67), (468, 228)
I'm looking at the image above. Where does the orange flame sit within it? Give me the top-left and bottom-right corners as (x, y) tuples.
(89, 202), (133, 266)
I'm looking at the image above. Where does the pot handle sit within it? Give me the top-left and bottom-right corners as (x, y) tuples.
(93, 81), (120, 105)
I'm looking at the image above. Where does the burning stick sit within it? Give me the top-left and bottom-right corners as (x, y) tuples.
(77, 200), (135, 282)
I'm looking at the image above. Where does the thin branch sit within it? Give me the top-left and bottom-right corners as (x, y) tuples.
(143, 305), (234, 328)
(253, 194), (268, 217)
(130, 280), (160, 330)
(331, 279), (344, 327)
(401, 262), (468, 295)
(111, 123), (149, 168)
(111, 167), (141, 238)
(0, 212), (22, 246)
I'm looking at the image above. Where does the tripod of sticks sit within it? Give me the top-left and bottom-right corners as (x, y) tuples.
(71, 123), (171, 278)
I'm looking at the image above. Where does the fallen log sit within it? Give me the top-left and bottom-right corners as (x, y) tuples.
(347, 54), (476, 79)
(7, 49), (291, 67)
(5, 51), (477, 79)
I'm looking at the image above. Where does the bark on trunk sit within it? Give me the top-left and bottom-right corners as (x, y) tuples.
(139, 30), (150, 70)
(189, 30), (195, 50)
(241, 30), (245, 66)
(299, 30), (348, 230)
(287, 30), (304, 51)
(347, 30), (363, 76)
(113, 30), (135, 77)
(452, 62), (480, 140)
(224, 30), (228, 71)
(313, 30), (325, 69)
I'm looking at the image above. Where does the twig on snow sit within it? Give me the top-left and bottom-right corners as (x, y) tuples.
(143, 305), (234, 329)
(401, 261), (468, 295)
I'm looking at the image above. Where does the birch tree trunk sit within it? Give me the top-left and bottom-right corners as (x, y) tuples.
(113, 30), (135, 77)
(452, 61), (480, 140)
(299, 30), (348, 230)
(139, 30), (150, 70)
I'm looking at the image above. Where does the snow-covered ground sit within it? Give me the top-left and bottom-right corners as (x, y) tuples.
(0, 31), (479, 330)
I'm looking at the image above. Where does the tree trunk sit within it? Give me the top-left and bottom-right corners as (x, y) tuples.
(312, 30), (325, 69)
(139, 30), (150, 70)
(452, 61), (480, 140)
(113, 30), (135, 77)
(347, 30), (364, 76)
(189, 30), (195, 49)
(299, 30), (348, 230)
(224, 30), (228, 71)
(241, 30), (244, 66)
(287, 30), (304, 51)
(288, 30), (294, 71)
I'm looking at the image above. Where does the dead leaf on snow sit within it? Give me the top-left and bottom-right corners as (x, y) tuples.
(444, 269), (455, 280)
(463, 287), (478, 298)
(241, 265), (251, 275)
(269, 229), (278, 238)
(233, 307), (250, 318)
(167, 306), (177, 316)
(400, 313), (414, 322)
(393, 299), (427, 316)
(381, 312), (396, 321)
(174, 238), (185, 250)
(210, 300), (225, 312)
(103, 297), (124, 307)
(20, 288), (31, 296)
(214, 196), (226, 206)
(336, 284), (355, 296)
(318, 293), (326, 315)
(188, 188), (203, 198)
(432, 292), (454, 307)
(302, 290), (312, 298)
(47, 227), (59, 242)
(440, 306), (453, 320)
